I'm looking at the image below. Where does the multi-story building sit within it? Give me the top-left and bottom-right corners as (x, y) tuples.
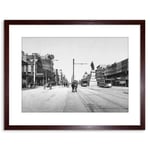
(41, 54), (55, 85)
(22, 51), (55, 88)
(22, 51), (29, 88)
(95, 58), (128, 87)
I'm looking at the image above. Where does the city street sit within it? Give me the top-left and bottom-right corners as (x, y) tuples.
(22, 86), (128, 112)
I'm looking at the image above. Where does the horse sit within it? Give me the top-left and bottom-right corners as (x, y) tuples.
(71, 81), (78, 92)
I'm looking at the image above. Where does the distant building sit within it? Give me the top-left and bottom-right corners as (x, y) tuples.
(80, 72), (91, 86)
(95, 66), (105, 86)
(41, 54), (55, 85)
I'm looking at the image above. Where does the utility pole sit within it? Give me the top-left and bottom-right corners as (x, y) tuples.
(72, 58), (88, 81)
(33, 57), (36, 84)
(73, 58), (75, 81)
(32, 55), (38, 86)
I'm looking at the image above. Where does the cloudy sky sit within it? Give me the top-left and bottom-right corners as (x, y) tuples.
(22, 37), (128, 81)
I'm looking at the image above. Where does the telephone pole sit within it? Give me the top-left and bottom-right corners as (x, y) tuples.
(72, 58), (88, 81)
(73, 58), (75, 81)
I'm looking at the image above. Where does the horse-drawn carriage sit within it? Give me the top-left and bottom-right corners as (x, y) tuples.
(71, 80), (78, 92)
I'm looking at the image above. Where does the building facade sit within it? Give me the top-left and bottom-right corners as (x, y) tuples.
(95, 59), (128, 87)
(22, 51), (55, 88)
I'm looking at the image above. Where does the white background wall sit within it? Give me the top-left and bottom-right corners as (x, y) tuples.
(0, 0), (149, 150)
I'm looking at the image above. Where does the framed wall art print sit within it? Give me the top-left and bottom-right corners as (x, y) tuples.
(4, 20), (145, 130)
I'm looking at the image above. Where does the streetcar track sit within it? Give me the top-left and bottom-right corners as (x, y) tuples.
(78, 89), (128, 112)
(76, 91), (93, 112)
(89, 88), (128, 100)
(63, 89), (91, 112)
(84, 89), (128, 110)
(77, 89), (107, 112)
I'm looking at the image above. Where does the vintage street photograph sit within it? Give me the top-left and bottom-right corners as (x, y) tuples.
(22, 37), (128, 112)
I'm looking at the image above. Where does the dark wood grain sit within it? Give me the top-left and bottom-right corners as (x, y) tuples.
(140, 21), (145, 129)
(4, 20), (145, 130)
(4, 21), (9, 130)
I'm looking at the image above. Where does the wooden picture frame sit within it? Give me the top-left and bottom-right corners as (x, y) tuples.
(4, 20), (145, 130)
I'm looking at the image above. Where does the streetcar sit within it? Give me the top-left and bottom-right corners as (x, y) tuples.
(98, 79), (112, 88)
(80, 79), (89, 87)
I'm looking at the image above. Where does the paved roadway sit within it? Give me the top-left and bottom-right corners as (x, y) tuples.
(22, 85), (128, 112)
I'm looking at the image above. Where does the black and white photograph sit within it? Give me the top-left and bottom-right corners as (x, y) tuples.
(4, 20), (145, 130)
(1, 1), (148, 150)
(22, 37), (128, 112)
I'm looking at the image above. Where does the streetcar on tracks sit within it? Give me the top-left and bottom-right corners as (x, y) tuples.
(80, 79), (89, 87)
(97, 79), (112, 88)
